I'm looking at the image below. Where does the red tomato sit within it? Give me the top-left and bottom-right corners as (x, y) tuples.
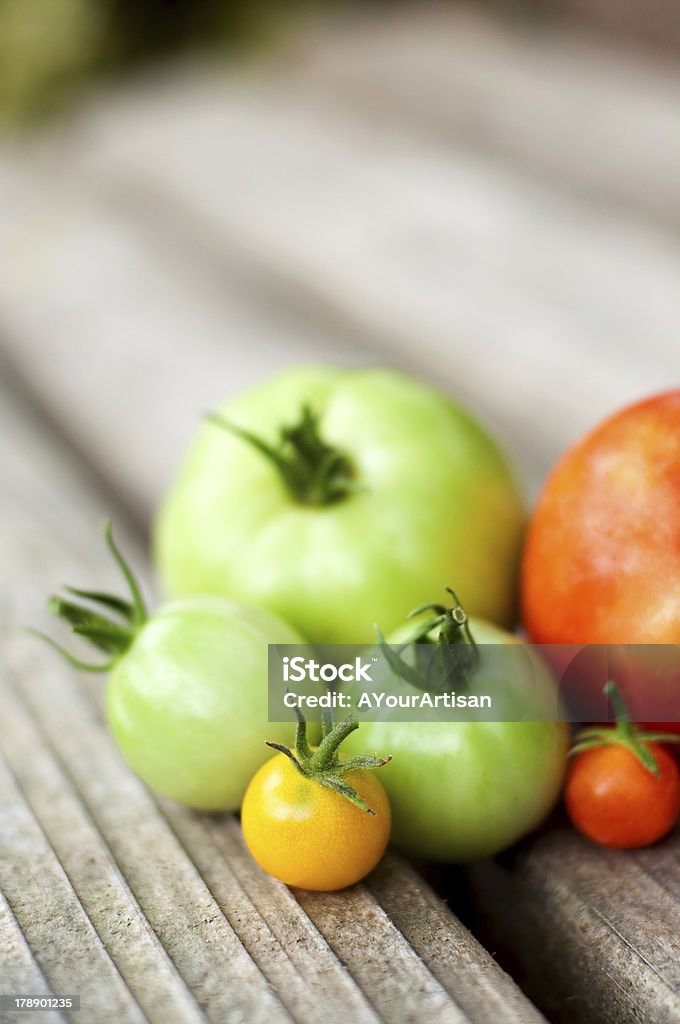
(565, 741), (680, 848)
(522, 391), (680, 728)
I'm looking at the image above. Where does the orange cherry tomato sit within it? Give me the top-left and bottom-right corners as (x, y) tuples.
(565, 741), (680, 849)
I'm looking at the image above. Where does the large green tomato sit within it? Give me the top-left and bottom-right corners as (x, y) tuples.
(40, 525), (305, 811)
(154, 367), (524, 643)
(342, 602), (569, 861)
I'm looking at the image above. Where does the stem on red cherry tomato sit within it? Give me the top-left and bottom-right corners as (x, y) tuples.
(206, 405), (363, 506)
(266, 708), (391, 815)
(571, 680), (680, 777)
(375, 587), (480, 694)
(29, 521), (147, 672)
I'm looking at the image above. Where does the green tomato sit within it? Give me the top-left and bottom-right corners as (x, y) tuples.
(106, 595), (303, 810)
(154, 366), (524, 643)
(342, 604), (569, 861)
(39, 525), (304, 811)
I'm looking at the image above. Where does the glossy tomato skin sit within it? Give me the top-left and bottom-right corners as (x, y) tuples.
(106, 596), (305, 811)
(154, 367), (524, 643)
(241, 753), (391, 890)
(565, 743), (680, 848)
(522, 391), (680, 728)
(341, 618), (569, 861)
(522, 391), (680, 643)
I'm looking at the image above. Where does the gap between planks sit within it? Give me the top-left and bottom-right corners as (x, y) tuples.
(466, 826), (680, 1024)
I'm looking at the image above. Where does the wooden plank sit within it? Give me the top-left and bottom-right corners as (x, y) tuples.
(294, 886), (469, 1024)
(172, 815), (546, 1024)
(1, 46), (679, 502)
(0, 892), (67, 1024)
(466, 825), (680, 1024)
(151, 808), (382, 1024)
(0, 683), (208, 1024)
(0, 373), (546, 1021)
(288, 4), (680, 229)
(526, 0), (680, 54)
(368, 855), (541, 1024)
(0, 753), (147, 1024)
(0, 159), (370, 524)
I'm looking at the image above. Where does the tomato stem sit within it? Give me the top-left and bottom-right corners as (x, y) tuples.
(376, 588), (479, 694)
(207, 405), (362, 506)
(266, 708), (391, 814)
(32, 521), (147, 672)
(571, 680), (680, 777)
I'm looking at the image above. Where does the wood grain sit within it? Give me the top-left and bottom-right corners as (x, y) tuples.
(1, 16), (679, 508)
(466, 826), (680, 1024)
(368, 855), (545, 1024)
(289, 5), (680, 227)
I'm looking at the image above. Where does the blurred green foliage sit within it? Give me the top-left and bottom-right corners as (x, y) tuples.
(0, 0), (320, 125)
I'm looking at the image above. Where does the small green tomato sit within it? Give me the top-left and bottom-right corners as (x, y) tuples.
(342, 589), (569, 861)
(36, 523), (304, 810)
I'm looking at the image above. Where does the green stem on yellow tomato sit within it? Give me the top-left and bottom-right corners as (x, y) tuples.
(266, 708), (391, 815)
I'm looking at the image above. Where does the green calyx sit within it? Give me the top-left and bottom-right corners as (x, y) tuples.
(266, 710), (391, 815)
(31, 521), (147, 673)
(207, 404), (361, 507)
(572, 680), (680, 777)
(375, 587), (480, 694)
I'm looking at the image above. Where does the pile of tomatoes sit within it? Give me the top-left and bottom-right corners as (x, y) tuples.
(40, 369), (680, 890)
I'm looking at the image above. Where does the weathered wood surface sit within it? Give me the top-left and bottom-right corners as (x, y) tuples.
(1, 5), (680, 1022)
(0, 375), (546, 1024)
(291, 5), (680, 229)
(523, 0), (680, 55)
(1, 10), (680, 502)
(467, 825), (680, 1024)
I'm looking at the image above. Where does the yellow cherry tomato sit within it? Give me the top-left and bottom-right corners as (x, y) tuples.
(241, 718), (391, 891)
